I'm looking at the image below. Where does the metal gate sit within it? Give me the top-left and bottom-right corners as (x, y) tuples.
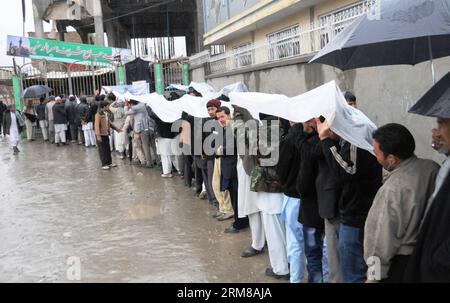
(161, 59), (183, 88)
(20, 60), (118, 98)
(68, 61), (117, 97)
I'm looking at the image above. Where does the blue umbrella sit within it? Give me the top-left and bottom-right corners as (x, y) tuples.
(22, 85), (53, 98)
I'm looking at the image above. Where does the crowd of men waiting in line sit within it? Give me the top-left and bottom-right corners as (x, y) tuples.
(0, 87), (449, 283)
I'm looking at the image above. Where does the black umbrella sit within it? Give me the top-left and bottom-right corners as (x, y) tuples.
(24, 112), (38, 123)
(309, 0), (450, 82)
(409, 71), (450, 118)
(22, 85), (53, 98)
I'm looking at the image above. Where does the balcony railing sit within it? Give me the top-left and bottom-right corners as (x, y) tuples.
(194, 0), (377, 76)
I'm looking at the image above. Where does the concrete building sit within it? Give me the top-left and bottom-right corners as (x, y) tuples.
(31, 0), (204, 55)
(190, 0), (450, 162)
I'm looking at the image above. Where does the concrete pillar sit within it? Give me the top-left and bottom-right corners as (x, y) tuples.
(195, 0), (205, 52)
(92, 0), (105, 46)
(94, 16), (105, 46)
(105, 22), (116, 47)
(186, 30), (196, 56)
(32, 0), (45, 38)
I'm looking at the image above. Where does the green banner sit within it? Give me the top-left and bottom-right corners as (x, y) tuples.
(182, 63), (190, 86)
(155, 63), (164, 95)
(6, 35), (132, 66)
(118, 65), (126, 85)
(12, 75), (22, 111)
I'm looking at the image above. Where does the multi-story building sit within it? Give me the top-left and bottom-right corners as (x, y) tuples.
(189, 0), (450, 161)
(202, 0), (376, 75)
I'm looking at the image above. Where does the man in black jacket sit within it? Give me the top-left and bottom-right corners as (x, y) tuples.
(66, 95), (78, 143)
(74, 98), (85, 145)
(202, 99), (221, 207)
(0, 99), (7, 136)
(53, 97), (68, 146)
(36, 97), (49, 142)
(308, 127), (343, 283)
(404, 117), (450, 282)
(217, 106), (249, 233)
(317, 118), (382, 283)
(296, 118), (326, 283)
(277, 122), (306, 283)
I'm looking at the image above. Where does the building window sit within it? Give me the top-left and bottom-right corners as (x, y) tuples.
(319, 0), (377, 48)
(210, 45), (226, 56)
(232, 43), (253, 68)
(267, 25), (300, 61)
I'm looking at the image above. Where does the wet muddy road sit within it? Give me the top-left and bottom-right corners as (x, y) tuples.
(0, 138), (284, 283)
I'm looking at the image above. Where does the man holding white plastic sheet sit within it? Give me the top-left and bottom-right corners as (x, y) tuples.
(317, 118), (382, 283)
(296, 118), (327, 283)
(124, 99), (155, 169)
(202, 99), (220, 208)
(216, 107), (249, 234)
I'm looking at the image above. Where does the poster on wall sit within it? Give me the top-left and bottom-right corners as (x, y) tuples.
(6, 35), (133, 66)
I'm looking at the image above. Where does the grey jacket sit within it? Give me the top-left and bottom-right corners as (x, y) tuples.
(124, 102), (154, 133)
(364, 156), (440, 280)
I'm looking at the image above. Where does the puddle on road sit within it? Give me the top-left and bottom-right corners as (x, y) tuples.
(125, 204), (162, 220)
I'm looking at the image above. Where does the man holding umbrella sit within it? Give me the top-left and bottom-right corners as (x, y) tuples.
(404, 72), (450, 282)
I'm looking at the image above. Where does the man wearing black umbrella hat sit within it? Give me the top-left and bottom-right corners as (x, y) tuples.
(403, 72), (450, 282)
(403, 117), (450, 283)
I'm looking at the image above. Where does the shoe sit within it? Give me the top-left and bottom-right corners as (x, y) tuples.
(145, 162), (154, 168)
(71, 140), (76, 143)
(109, 163), (117, 168)
(198, 191), (208, 200)
(161, 173), (173, 178)
(218, 213), (234, 221)
(56, 143), (60, 147)
(13, 147), (19, 155)
(102, 166), (110, 170)
(212, 212), (223, 218)
(265, 267), (290, 280)
(224, 225), (239, 234)
(241, 246), (264, 258)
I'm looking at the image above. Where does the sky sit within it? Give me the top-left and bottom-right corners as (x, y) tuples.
(0, 0), (186, 67)
(0, 0), (49, 66)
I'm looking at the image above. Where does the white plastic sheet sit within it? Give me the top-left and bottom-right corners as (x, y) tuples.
(121, 82), (248, 122)
(229, 81), (377, 154)
(103, 82), (149, 99)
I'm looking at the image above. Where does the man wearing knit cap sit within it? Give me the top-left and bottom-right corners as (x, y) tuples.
(206, 99), (221, 110)
(195, 99), (220, 206)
